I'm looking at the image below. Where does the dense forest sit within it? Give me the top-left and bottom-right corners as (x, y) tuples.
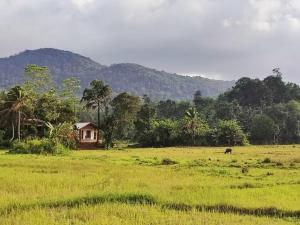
(1, 65), (300, 153)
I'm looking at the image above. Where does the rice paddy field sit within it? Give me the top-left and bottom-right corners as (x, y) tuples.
(0, 145), (300, 225)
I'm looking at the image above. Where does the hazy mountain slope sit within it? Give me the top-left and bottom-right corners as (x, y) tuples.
(0, 48), (106, 89)
(0, 48), (234, 100)
(96, 63), (234, 99)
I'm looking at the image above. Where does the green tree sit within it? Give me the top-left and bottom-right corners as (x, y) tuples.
(266, 101), (300, 144)
(263, 68), (286, 104)
(157, 99), (177, 119)
(81, 80), (112, 143)
(48, 122), (77, 149)
(24, 64), (53, 94)
(35, 89), (61, 124)
(224, 77), (269, 107)
(193, 90), (202, 109)
(215, 120), (248, 146)
(0, 86), (32, 142)
(134, 95), (156, 145)
(285, 82), (300, 101)
(157, 100), (191, 119)
(150, 119), (178, 147)
(250, 114), (278, 144)
(181, 107), (209, 145)
(214, 100), (239, 121)
(102, 115), (117, 149)
(61, 78), (81, 119)
(111, 92), (141, 139)
(283, 100), (300, 143)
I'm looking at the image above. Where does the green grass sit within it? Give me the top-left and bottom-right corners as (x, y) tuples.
(0, 146), (300, 224)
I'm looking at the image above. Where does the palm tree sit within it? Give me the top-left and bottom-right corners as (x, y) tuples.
(0, 86), (30, 142)
(81, 80), (112, 143)
(184, 107), (200, 145)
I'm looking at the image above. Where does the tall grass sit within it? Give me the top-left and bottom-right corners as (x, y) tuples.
(0, 145), (299, 224)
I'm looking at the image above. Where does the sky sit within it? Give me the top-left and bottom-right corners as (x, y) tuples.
(1, 0), (300, 83)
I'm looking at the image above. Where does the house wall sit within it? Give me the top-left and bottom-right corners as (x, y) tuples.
(79, 125), (99, 143)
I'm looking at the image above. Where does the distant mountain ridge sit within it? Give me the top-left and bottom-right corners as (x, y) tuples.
(0, 48), (234, 100)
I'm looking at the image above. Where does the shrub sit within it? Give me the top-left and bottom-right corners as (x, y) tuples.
(262, 158), (272, 163)
(161, 158), (178, 165)
(10, 141), (30, 154)
(9, 138), (70, 155)
(214, 120), (248, 146)
(151, 119), (178, 147)
(179, 110), (211, 146)
(138, 119), (179, 147)
(230, 182), (259, 189)
(27, 139), (53, 154)
(241, 167), (249, 174)
(49, 122), (77, 149)
(52, 143), (70, 155)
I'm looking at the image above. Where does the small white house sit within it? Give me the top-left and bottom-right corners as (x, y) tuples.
(74, 122), (100, 145)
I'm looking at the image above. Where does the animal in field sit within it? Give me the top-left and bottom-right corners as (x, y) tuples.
(224, 148), (232, 154)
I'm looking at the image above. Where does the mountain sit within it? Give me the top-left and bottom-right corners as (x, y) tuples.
(0, 48), (234, 100)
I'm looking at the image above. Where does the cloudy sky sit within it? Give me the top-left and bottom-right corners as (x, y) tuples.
(1, 0), (300, 83)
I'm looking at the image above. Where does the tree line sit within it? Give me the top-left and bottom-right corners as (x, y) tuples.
(1, 65), (300, 150)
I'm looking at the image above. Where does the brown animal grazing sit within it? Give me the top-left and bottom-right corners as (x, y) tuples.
(224, 148), (232, 154)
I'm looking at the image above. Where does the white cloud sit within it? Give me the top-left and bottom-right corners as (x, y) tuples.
(288, 0), (300, 11)
(222, 18), (242, 28)
(247, 0), (283, 31)
(286, 14), (300, 30)
(72, 0), (95, 8)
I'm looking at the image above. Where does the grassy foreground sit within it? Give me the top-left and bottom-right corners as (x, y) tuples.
(0, 146), (299, 224)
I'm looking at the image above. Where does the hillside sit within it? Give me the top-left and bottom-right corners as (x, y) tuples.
(0, 48), (234, 100)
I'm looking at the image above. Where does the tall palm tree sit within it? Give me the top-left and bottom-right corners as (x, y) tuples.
(0, 86), (30, 142)
(81, 80), (112, 143)
(184, 107), (200, 145)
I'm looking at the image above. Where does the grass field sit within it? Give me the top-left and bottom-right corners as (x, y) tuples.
(0, 146), (300, 224)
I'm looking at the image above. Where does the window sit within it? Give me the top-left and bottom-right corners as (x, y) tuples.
(94, 131), (97, 140)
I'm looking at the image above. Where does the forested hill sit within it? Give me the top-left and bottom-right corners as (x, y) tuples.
(0, 48), (234, 100)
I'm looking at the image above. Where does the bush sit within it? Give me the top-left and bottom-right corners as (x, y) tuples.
(9, 138), (70, 155)
(262, 158), (272, 163)
(179, 111), (211, 146)
(214, 120), (248, 146)
(135, 119), (178, 147)
(151, 119), (178, 147)
(49, 122), (77, 149)
(10, 141), (30, 154)
(161, 158), (178, 165)
(27, 139), (53, 154)
(230, 182), (259, 189)
(241, 167), (249, 174)
(52, 143), (70, 155)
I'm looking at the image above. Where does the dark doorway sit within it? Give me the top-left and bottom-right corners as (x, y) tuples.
(86, 130), (91, 139)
